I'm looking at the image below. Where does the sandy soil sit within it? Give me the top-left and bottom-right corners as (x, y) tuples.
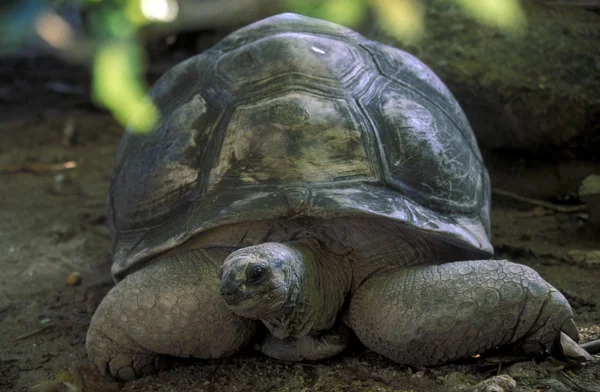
(1, 54), (599, 392)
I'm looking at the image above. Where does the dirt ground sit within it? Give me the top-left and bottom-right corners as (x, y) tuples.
(1, 34), (600, 392)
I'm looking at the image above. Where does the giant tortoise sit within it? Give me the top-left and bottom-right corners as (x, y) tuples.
(86, 13), (591, 381)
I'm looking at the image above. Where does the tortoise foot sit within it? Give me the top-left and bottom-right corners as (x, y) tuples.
(258, 322), (350, 361)
(347, 259), (578, 366)
(86, 326), (164, 381)
(86, 247), (258, 380)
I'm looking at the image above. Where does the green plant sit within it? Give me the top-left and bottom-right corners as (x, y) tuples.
(1, 0), (527, 133)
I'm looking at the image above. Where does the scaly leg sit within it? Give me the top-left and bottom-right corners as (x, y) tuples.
(346, 259), (579, 366)
(86, 248), (258, 380)
(258, 322), (351, 361)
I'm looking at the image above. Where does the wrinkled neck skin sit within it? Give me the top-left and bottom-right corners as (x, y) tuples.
(262, 239), (351, 339)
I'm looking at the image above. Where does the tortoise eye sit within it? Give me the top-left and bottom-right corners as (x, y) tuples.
(247, 265), (267, 282)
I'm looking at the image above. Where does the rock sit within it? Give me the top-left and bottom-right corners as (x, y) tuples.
(538, 378), (574, 392)
(567, 250), (600, 268)
(472, 375), (516, 392)
(579, 174), (600, 225)
(508, 361), (545, 380)
(398, 0), (600, 160)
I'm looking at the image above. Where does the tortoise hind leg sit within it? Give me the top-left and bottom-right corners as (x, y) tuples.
(346, 259), (580, 366)
(86, 248), (258, 381)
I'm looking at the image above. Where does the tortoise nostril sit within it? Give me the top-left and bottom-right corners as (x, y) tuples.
(221, 289), (233, 298)
(220, 282), (239, 300)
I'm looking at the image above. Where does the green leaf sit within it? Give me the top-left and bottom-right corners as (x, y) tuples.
(370, 0), (424, 43)
(283, 0), (367, 27)
(92, 40), (158, 133)
(452, 0), (527, 33)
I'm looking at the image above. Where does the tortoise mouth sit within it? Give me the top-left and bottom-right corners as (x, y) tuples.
(221, 286), (269, 306)
(222, 285), (285, 315)
(222, 293), (253, 307)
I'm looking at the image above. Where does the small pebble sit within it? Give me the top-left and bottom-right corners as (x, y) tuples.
(48, 174), (65, 195)
(66, 272), (82, 286)
(49, 222), (75, 243)
(40, 318), (52, 325)
(472, 375), (516, 392)
(539, 379), (573, 392)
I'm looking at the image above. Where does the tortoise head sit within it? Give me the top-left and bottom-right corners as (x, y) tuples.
(219, 243), (302, 319)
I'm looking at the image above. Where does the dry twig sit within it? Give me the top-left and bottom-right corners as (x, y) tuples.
(0, 161), (77, 175)
(12, 324), (55, 342)
(492, 188), (586, 213)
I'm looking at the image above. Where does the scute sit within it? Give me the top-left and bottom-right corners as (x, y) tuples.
(109, 13), (493, 279)
(216, 33), (367, 91)
(110, 54), (223, 230)
(212, 13), (363, 51)
(362, 82), (484, 213)
(362, 42), (481, 159)
(208, 91), (374, 190)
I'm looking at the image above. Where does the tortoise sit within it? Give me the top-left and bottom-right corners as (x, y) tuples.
(86, 13), (591, 381)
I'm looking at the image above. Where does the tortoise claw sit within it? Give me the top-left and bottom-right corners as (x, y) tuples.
(558, 332), (594, 363)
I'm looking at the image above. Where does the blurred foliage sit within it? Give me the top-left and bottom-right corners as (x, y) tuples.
(0, 0), (46, 49)
(93, 41), (158, 131)
(453, 0), (526, 32)
(284, 0), (368, 27)
(1, 0), (527, 133)
(84, 1), (161, 131)
(370, 0), (425, 43)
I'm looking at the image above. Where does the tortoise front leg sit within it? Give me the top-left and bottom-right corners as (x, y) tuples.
(346, 259), (582, 366)
(86, 248), (258, 381)
(258, 321), (351, 361)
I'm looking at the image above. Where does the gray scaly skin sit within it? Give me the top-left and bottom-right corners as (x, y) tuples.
(220, 240), (351, 339)
(86, 248), (258, 381)
(87, 232), (584, 381)
(220, 241), (579, 365)
(346, 260), (578, 365)
(219, 240), (353, 361)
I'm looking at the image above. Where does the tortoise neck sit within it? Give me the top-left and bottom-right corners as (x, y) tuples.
(261, 238), (351, 339)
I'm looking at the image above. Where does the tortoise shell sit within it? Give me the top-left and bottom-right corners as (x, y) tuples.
(108, 13), (492, 279)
